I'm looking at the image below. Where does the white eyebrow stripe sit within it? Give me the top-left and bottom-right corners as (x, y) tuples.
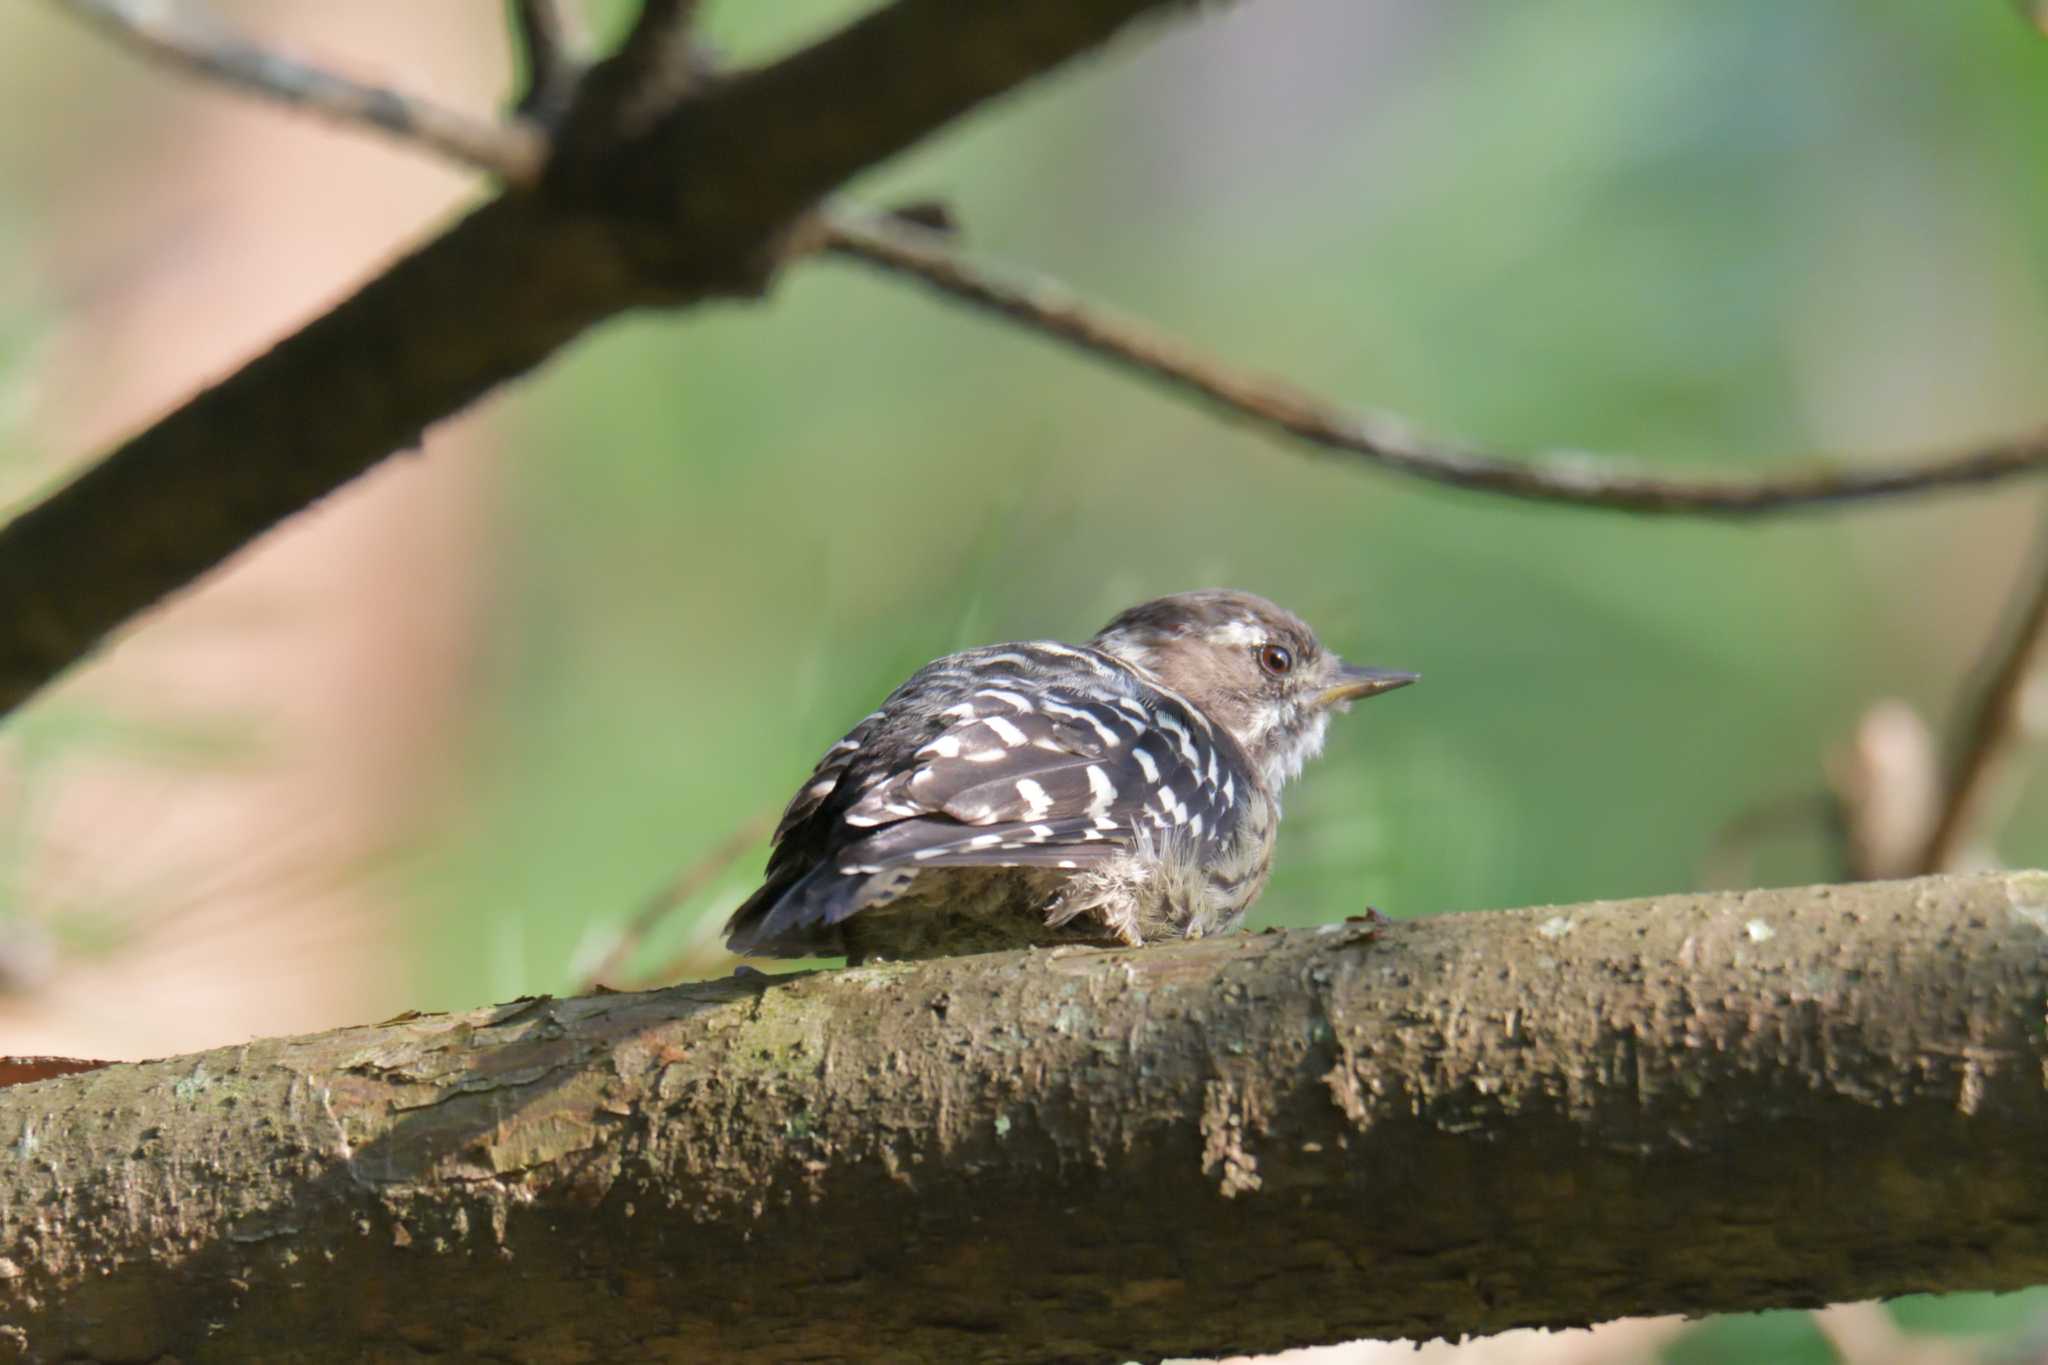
(1041, 699), (1119, 747)
(1204, 620), (1267, 647)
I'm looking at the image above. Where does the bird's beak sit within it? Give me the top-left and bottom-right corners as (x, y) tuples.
(1317, 662), (1419, 709)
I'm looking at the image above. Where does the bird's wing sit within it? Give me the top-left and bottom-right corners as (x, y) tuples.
(843, 685), (1229, 846)
(766, 707), (891, 850)
(726, 683), (1235, 953)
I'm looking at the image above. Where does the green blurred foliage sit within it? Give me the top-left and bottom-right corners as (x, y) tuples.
(411, 5), (2048, 1355)
(1890, 1285), (2048, 1337)
(1664, 1310), (1840, 1365)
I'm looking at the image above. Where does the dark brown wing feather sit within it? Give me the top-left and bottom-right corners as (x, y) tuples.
(725, 644), (1241, 957)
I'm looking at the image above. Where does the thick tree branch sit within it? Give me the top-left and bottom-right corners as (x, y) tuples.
(824, 214), (2048, 515)
(5, 872), (2046, 1363)
(0, 0), (1206, 722)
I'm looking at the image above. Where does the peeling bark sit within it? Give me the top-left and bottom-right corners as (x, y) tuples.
(3, 872), (2047, 1363)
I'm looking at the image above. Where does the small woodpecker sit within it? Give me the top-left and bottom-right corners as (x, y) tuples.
(725, 590), (1416, 962)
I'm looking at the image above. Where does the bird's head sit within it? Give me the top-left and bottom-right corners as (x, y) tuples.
(1089, 589), (1415, 792)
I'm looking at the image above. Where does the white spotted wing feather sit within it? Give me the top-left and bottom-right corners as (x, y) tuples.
(725, 645), (1246, 955)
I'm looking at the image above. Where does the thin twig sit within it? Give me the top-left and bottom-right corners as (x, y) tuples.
(620, 0), (702, 58)
(552, 0), (706, 162)
(66, 0), (546, 185)
(1918, 510), (2048, 872)
(578, 805), (777, 992)
(607, 0), (705, 108)
(822, 213), (2048, 516)
(508, 0), (584, 124)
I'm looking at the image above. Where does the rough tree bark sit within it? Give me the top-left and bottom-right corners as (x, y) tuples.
(3, 871), (2045, 1363)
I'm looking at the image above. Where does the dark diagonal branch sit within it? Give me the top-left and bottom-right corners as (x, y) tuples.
(823, 214), (2048, 516)
(67, 0), (546, 185)
(4, 0), (1206, 722)
(6, 873), (2047, 1362)
(1919, 509), (2048, 872)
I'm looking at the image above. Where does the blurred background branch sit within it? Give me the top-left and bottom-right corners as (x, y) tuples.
(822, 214), (2048, 515)
(66, 0), (547, 184)
(63, 0), (2048, 520)
(1918, 511), (2048, 871)
(16, 0), (2048, 769)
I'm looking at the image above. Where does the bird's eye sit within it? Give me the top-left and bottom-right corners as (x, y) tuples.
(1257, 644), (1294, 677)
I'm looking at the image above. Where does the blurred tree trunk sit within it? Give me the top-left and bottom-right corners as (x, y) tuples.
(5, 871), (2046, 1363)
